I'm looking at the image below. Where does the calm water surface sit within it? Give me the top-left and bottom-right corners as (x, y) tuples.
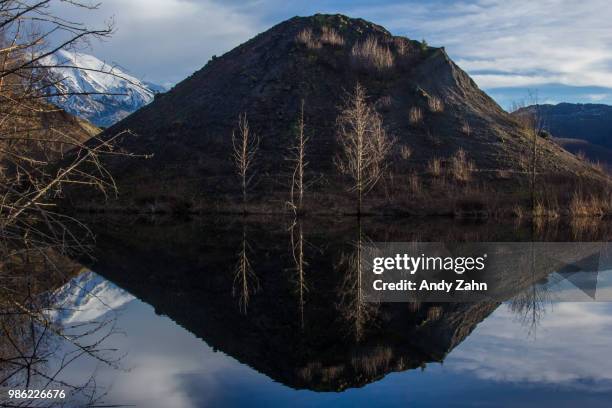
(3, 217), (612, 407)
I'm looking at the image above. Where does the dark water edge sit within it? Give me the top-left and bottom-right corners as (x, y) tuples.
(1, 215), (612, 407)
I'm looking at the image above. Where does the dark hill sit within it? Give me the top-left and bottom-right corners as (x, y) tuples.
(71, 14), (609, 214)
(520, 103), (612, 149)
(516, 103), (612, 172)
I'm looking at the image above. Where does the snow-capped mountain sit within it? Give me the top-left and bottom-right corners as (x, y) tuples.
(41, 50), (163, 127)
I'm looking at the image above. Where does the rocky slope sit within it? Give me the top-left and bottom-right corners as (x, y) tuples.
(73, 14), (609, 214)
(41, 50), (161, 127)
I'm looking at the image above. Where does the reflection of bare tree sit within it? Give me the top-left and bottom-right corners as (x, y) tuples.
(337, 221), (378, 341)
(232, 224), (259, 314)
(0, 250), (124, 407)
(289, 220), (308, 330)
(509, 242), (551, 337)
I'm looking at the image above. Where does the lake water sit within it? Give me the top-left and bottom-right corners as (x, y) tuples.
(2, 216), (612, 407)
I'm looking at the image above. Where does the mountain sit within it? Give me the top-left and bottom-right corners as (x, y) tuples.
(522, 103), (612, 149)
(41, 50), (162, 127)
(517, 103), (612, 170)
(70, 14), (609, 214)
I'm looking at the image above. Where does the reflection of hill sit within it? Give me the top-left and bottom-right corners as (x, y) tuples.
(83, 216), (611, 391)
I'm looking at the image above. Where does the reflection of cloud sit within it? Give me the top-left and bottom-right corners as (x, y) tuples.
(448, 302), (612, 390)
(50, 285), (257, 407)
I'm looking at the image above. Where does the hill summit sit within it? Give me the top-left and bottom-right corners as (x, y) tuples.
(75, 14), (609, 215)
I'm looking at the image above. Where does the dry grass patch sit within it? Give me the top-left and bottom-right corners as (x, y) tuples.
(408, 106), (423, 125)
(427, 157), (442, 177)
(393, 37), (410, 56)
(320, 26), (345, 47)
(351, 36), (394, 72)
(399, 145), (412, 160)
(569, 191), (606, 217)
(351, 347), (393, 377)
(589, 160), (605, 173)
(460, 121), (471, 137)
(533, 199), (560, 219)
(408, 172), (420, 194)
(512, 205), (524, 220)
(427, 95), (444, 113)
(449, 149), (475, 182)
(296, 28), (321, 49)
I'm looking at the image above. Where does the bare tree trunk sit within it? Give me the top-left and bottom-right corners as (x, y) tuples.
(0, 0), (145, 251)
(288, 100), (308, 214)
(231, 113), (259, 214)
(531, 123), (538, 214)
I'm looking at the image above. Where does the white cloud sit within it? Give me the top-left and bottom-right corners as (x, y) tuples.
(49, 0), (264, 84)
(352, 0), (612, 90)
(585, 93), (610, 101)
(46, 0), (612, 92)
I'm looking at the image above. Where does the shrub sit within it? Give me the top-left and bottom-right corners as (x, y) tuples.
(427, 157), (442, 177)
(420, 39), (428, 53)
(427, 95), (444, 113)
(460, 121), (471, 137)
(538, 130), (551, 139)
(408, 106), (423, 125)
(320, 26), (344, 47)
(351, 36), (394, 72)
(399, 145), (412, 160)
(449, 149), (475, 182)
(376, 95), (392, 111)
(533, 200), (556, 218)
(408, 172), (420, 194)
(569, 191), (605, 217)
(296, 28), (321, 49)
(512, 205), (524, 219)
(590, 160), (605, 173)
(393, 37), (409, 56)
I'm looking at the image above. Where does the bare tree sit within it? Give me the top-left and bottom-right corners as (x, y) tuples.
(511, 92), (544, 215)
(0, 0), (147, 255)
(287, 100), (309, 214)
(336, 83), (394, 215)
(231, 113), (259, 213)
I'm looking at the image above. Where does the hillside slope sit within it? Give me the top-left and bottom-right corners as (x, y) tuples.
(72, 14), (609, 214)
(0, 99), (99, 164)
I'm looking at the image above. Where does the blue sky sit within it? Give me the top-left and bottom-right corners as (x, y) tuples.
(53, 0), (612, 110)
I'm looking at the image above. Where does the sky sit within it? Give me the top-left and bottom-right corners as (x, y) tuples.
(51, 0), (612, 110)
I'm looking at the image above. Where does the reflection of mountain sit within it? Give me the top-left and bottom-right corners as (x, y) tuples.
(50, 270), (135, 324)
(79, 217), (611, 391)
